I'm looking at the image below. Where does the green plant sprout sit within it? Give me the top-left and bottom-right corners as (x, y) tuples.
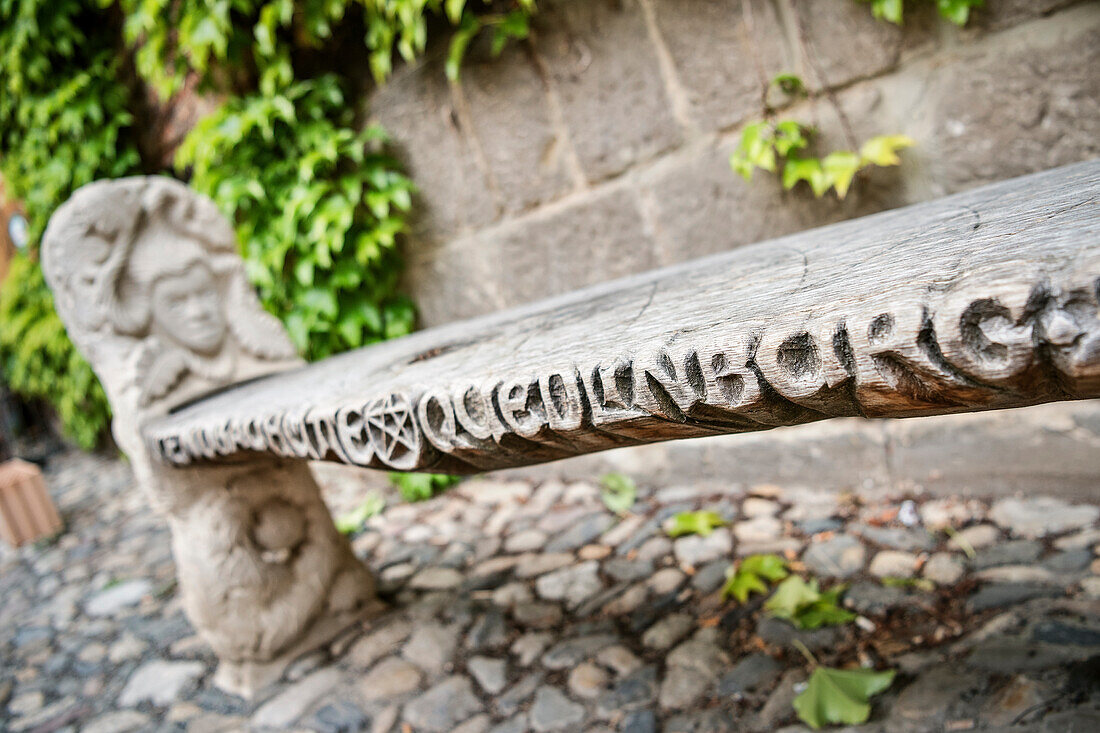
(599, 473), (638, 516)
(730, 114), (915, 199)
(665, 510), (727, 538)
(722, 554), (790, 603)
(860, 0), (984, 26)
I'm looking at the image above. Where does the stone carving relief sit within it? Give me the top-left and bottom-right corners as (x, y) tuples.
(42, 178), (376, 694)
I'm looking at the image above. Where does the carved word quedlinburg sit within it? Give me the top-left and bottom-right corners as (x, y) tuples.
(149, 275), (1100, 473)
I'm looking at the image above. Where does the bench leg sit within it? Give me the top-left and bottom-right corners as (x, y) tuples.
(157, 458), (380, 697)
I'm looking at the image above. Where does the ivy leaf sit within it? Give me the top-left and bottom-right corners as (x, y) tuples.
(335, 493), (385, 534)
(765, 576), (854, 629)
(721, 554), (790, 603)
(731, 121), (776, 181)
(795, 587), (857, 629)
(773, 120), (809, 157)
(821, 150), (861, 199)
(937, 0), (982, 26)
(866, 0), (904, 25)
(446, 15), (481, 81)
(390, 472), (462, 503)
(600, 473), (637, 516)
(782, 156), (830, 197)
(445, 0), (467, 25)
(666, 511), (727, 538)
(793, 667), (896, 729)
(859, 134), (915, 167)
(492, 11), (530, 57)
(741, 553), (790, 582)
(770, 72), (806, 98)
(722, 564), (768, 603)
(730, 152), (756, 181)
(764, 575), (821, 620)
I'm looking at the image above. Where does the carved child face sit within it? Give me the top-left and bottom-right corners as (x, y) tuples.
(151, 264), (227, 354)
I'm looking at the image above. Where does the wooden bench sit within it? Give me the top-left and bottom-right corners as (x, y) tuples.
(41, 161), (1100, 693)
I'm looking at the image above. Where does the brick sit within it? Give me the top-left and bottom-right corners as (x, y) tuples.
(534, 0), (682, 181)
(367, 54), (499, 243)
(650, 0), (789, 132)
(461, 41), (576, 215)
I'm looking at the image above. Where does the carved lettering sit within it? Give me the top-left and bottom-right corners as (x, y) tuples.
(144, 276), (1100, 471)
(262, 414), (293, 457)
(304, 411), (351, 463)
(335, 405), (375, 465)
(280, 412), (313, 459)
(452, 383), (494, 440)
(539, 369), (583, 432)
(634, 347), (694, 421)
(418, 388), (457, 453)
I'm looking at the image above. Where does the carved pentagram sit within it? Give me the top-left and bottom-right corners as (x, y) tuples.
(364, 393), (422, 469)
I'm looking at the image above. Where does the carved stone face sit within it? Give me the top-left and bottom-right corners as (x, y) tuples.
(151, 264), (227, 355)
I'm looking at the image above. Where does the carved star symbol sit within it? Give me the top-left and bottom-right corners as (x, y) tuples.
(365, 393), (420, 465)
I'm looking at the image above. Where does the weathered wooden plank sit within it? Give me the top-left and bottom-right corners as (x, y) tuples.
(146, 161), (1100, 474)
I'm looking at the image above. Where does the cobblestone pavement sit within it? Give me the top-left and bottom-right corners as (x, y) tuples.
(2, 450), (1100, 732)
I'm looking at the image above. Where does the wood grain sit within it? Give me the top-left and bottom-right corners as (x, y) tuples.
(145, 161), (1100, 474)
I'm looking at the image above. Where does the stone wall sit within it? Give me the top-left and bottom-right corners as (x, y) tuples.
(363, 0), (1100, 492)
(365, 0), (1100, 327)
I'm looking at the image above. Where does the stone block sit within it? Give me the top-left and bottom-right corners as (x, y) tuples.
(792, 0), (905, 90)
(636, 132), (897, 266)
(649, 0), (789, 132)
(405, 185), (658, 326)
(401, 231), (507, 327)
(970, 0), (1083, 31)
(534, 0), (682, 181)
(461, 41), (577, 214)
(871, 5), (1100, 198)
(367, 54), (499, 243)
(488, 185), (659, 308)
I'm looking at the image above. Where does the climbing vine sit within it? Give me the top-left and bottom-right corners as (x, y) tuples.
(860, 0), (984, 26)
(0, 0), (142, 447)
(730, 74), (914, 199)
(175, 77), (418, 358)
(0, 0), (534, 447)
(732, 2), (982, 198)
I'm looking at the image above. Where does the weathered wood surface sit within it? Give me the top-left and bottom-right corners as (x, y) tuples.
(146, 161), (1100, 474)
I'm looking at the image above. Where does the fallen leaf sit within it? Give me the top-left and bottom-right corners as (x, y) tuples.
(792, 666), (896, 729)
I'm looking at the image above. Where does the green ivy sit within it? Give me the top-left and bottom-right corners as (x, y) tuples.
(0, 257), (112, 449)
(859, 0), (984, 26)
(176, 76), (417, 358)
(731, 119), (914, 199)
(1, 0), (535, 447)
(118, 0), (537, 96)
(146, 0), (536, 360)
(0, 0), (142, 447)
(389, 472), (463, 502)
(730, 74), (915, 199)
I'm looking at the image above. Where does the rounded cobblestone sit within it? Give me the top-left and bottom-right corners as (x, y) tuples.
(3, 449), (1099, 732)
